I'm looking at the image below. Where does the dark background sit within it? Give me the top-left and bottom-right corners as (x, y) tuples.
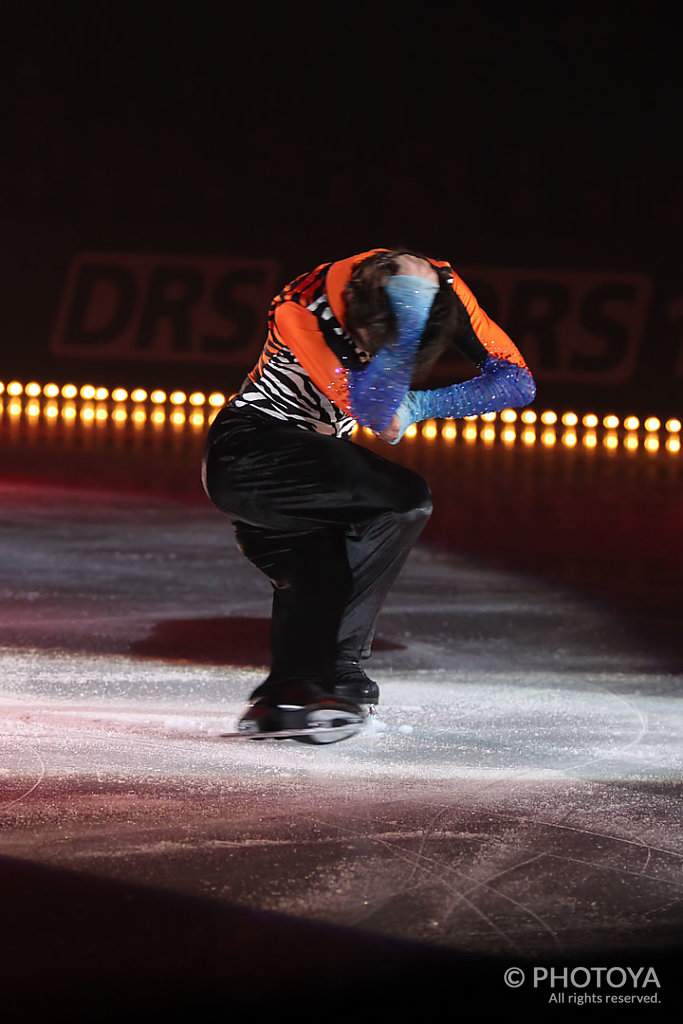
(2, 1), (682, 407)
(4, 1), (681, 259)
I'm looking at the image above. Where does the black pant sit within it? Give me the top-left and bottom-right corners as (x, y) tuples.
(202, 405), (432, 691)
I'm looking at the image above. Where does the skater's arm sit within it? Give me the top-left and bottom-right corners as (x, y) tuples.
(274, 275), (439, 431)
(450, 270), (529, 369)
(344, 275), (439, 431)
(387, 358), (536, 442)
(386, 269), (535, 443)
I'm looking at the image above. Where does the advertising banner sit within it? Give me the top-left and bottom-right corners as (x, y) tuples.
(51, 252), (280, 368)
(2, 235), (681, 414)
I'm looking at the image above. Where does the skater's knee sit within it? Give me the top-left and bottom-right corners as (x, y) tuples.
(398, 473), (432, 518)
(399, 500), (432, 532)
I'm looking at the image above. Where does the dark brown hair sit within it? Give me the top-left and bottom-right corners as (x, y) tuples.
(343, 249), (467, 385)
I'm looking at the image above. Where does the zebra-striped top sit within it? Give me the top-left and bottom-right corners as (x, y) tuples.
(232, 260), (365, 437)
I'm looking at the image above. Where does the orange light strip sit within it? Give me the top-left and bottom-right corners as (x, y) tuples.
(0, 381), (680, 453)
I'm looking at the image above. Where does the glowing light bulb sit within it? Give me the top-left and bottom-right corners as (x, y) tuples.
(624, 416), (640, 431)
(521, 409), (537, 424)
(501, 427), (516, 444)
(665, 418), (681, 433)
(170, 391), (186, 406)
(644, 417), (660, 433)
(112, 388), (128, 402)
(131, 389), (147, 403)
(43, 383), (60, 398)
(208, 392), (226, 407)
(603, 415), (619, 429)
(25, 382), (42, 397)
(80, 385), (96, 400)
(7, 381), (23, 396)
(582, 414), (598, 428)
(561, 412), (578, 427)
(189, 392), (206, 406)
(501, 409), (517, 423)
(61, 384), (78, 399)
(151, 390), (166, 404)
(405, 424), (417, 439)
(541, 410), (557, 425)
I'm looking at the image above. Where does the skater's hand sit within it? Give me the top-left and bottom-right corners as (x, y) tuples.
(375, 413), (402, 443)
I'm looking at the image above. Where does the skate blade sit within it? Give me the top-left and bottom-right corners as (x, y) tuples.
(220, 710), (365, 745)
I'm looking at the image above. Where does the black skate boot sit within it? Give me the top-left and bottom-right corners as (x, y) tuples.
(238, 679), (365, 744)
(331, 661), (380, 706)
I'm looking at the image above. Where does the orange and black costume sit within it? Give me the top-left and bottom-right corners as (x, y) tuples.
(202, 250), (535, 700)
(231, 248), (533, 437)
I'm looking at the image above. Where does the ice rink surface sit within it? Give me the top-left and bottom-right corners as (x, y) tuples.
(1, 462), (681, 1018)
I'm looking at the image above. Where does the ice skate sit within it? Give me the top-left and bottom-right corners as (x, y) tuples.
(222, 680), (366, 744)
(331, 661), (380, 707)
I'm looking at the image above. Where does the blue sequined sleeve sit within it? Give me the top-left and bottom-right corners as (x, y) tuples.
(390, 357), (536, 443)
(345, 275), (439, 432)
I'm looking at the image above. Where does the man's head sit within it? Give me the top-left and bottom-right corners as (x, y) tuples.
(342, 249), (466, 381)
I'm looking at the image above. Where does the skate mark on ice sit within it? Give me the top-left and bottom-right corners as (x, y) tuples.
(545, 849), (683, 893)
(481, 809), (683, 875)
(454, 853), (563, 952)
(639, 894), (683, 918)
(0, 741), (45, 809)
(315, 810), (521, 949)
(560, 680), (648, 773)
(317, 809), (551, 955)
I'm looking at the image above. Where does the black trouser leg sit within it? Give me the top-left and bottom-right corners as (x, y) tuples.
(234, 522), (353, 689)
(336, 504), (432, 665)
(202, 407), (432, 693)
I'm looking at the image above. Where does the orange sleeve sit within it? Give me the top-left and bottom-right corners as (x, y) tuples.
(451, 271), (528, 369)
(428, 257), (528, 370)
(273, 302), (352, 414)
